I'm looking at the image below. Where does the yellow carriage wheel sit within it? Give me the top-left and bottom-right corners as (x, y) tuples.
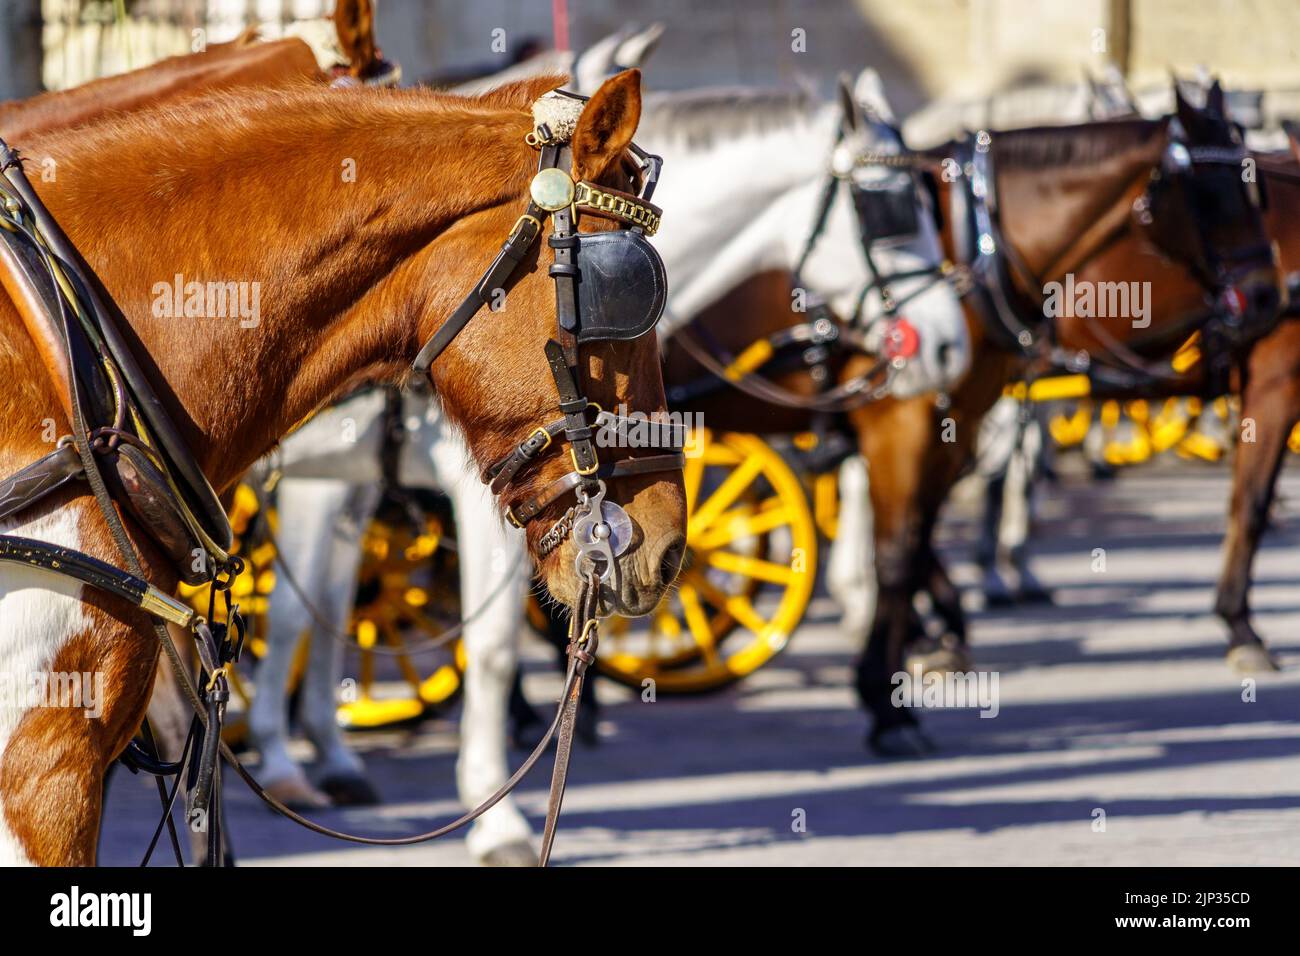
(596, 430), (818, 694)
(177, 482), (278, 747)
(337, 503), (466, 729)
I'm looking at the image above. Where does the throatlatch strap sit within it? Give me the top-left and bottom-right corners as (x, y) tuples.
(411, 205), (545, 374)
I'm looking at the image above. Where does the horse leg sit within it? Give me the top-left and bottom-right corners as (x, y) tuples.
(299, 483), (381, 806)
(826, 455), (875, 638)
(248, 479), (341, 809)
(1003, 419), (1051, 603)
(1214, 340), (1300, 671)
(1, 503), (165, 865)
(851, 398), (934, 756)
(435, 434), (536, 866)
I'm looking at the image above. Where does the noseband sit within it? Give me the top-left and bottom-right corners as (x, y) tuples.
(410, 90), (684, 582)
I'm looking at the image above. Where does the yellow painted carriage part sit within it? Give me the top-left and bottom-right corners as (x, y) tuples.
(1049, 400), (1093, 447)
(341, 513), (466, 727)
(1171, 332), (1202, 374)
(813, 471), (840, 541)
(723, 340), (775, 380)
(1290, 422), (1300, 454)
(596, 430), (818, 694)
(1003, 374), (1091, 402)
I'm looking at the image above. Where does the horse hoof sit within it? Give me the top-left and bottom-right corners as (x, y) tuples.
(1016, 584), (1053, 605)
(479, 840), (539, 867)
(1226, 644), (1280, 674)
(869, 725), (936, 758)
(318, 773), (381, 807)
(263, 775), (332, 811)
(983, 589), (1015, 609)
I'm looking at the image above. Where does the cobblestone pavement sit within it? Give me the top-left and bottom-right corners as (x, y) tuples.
(100, 463), (1300, 865)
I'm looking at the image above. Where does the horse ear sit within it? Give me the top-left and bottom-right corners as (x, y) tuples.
(617, 23), (665, 69)
(572, 69), (642, 182)
(334, 0), (378, 78)
(1207, 78), (1226, 115)
(837, 73), (861, 132)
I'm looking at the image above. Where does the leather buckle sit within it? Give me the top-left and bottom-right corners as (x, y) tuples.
(571, 447), (600, 476)
(527, 426), (553, 453)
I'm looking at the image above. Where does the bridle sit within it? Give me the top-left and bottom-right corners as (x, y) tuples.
(950, 116), (1276, 393)
(670, 115), (956, 426)
(0, 87), (681, 867)
(410, 90), (685, 580)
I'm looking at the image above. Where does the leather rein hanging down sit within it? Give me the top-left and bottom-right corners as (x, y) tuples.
(0, 90), (680, 866)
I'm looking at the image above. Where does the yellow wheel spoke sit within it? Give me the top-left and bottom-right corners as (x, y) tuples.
(694, 501), (791, 551)
(692, 574), (769, 635)
(706, 549), (796, 585)
(682, 430), (709, 509)
(679, 585), (720, 668)
(691, 455), (765, 535)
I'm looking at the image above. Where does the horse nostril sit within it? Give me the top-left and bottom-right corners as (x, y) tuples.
(657, 536), (686, 588)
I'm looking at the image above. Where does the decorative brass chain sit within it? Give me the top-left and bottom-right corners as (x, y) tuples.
(574, 182), (661, 236)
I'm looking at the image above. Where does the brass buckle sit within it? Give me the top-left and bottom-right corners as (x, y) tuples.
(505, 506), (524, 528)
(571, 447), (600, 476)
(528, 426), (553, 452)
(509, 214), (543, 243)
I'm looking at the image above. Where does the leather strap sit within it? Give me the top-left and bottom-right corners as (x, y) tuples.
(411, 210), (544, 374)
(0, 441), (83, 521)
(506, 452), (684, 527)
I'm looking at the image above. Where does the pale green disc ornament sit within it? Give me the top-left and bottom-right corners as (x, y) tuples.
(530, 167), (575, 211)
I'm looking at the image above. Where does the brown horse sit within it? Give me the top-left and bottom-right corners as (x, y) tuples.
(844, 84), (1282, 753)
(0, 0), (400, 144)
(0, 70), (684, 865)
(0, 32), (319, 143)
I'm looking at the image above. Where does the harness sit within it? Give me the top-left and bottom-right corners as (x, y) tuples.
(668, 120), (956, 472)
(0, 87), (681, 867)
(948, 120), (1276, 399)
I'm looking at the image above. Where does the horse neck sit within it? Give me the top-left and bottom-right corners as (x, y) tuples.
(0, 40), (319, 144)
(1264, 166), (1300, 280)
(29, 88), (531, 492)
(995, 120), (1167, 281)
(639, 102), (838, 321)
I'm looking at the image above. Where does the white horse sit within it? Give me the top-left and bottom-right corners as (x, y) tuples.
(251, 390), (535, 866)
(252, 64), (971, 866)
(640, 69), (970, 394)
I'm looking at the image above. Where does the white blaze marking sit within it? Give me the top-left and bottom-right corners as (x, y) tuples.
(0, 509), (91, 865)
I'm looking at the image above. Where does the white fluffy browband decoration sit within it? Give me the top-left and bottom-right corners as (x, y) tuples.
(531, 91), (585, 143)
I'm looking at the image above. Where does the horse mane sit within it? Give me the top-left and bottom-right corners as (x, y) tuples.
(638, 86), (820, 147)
(994, 118), (1168, 171)
(26, 75), (568, 202)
